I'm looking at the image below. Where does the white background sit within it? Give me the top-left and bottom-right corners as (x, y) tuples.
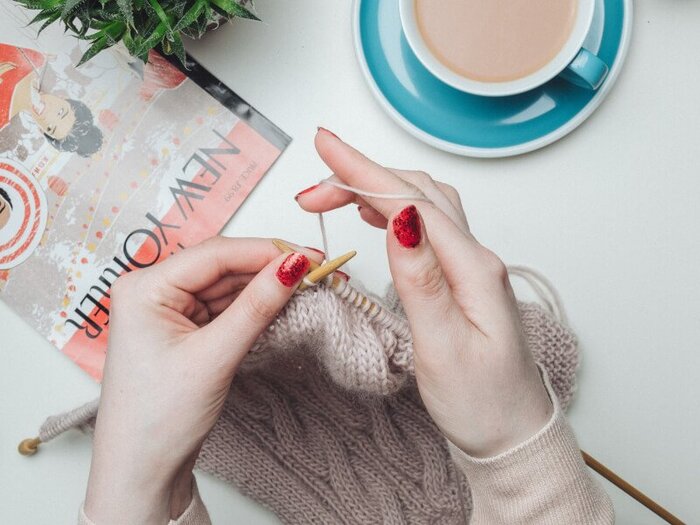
(2, 1), (699, 523)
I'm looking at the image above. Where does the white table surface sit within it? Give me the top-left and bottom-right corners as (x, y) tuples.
(2, 1), (699, 523)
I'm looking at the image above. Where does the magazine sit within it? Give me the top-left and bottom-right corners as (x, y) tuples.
(0, 4), (290, 380)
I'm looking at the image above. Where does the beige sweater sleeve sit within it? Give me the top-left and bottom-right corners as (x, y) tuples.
(447, 368), (615, 524)
(78, 477), (211, 525)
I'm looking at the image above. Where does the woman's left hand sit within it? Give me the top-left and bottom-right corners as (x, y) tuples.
(84, 237), (318, 525)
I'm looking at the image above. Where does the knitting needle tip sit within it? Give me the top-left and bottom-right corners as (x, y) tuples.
(272, 238), (292, 253)
(298, 250), (356, 291)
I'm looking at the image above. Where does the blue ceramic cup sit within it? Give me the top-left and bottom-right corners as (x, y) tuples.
(399, 0), (609, 97)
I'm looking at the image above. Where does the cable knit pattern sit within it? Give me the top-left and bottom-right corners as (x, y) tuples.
(198, 354), (472, 524)
(41, 284), (583, 524)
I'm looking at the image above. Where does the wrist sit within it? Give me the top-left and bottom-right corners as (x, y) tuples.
(445, 368), (555, 459)
(84, 445), (181, 524)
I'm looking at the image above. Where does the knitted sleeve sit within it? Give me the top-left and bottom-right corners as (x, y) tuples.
(78, 477), (211, 525)
(447, 367), (614, 524)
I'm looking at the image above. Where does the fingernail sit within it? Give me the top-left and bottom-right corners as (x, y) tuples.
(392, 205), (422, 248)
(304, 246), (325, 256)
(317, 127), (340, 140)
(335, 270), (350, 281)
(294, 184), (319, 201)
(276, 253), (310, 287)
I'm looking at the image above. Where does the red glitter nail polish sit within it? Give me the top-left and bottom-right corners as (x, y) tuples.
(276, 253), (310, 287)
(392, 205), (422, 248)
(317, 127), (340, 140)
(294, 184), (319, 200)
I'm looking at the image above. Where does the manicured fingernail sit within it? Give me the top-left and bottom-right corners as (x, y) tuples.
(392, 205), (422, 248)
(276, 253), (310, 287)
(294, 184), (319, 200)
(335, 270), (350, 281)
(317, 127), (340, 140)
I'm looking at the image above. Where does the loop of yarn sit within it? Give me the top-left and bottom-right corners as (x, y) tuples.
(316, 179), (432, 261)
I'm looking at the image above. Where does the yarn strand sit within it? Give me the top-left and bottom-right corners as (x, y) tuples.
(320, 179), (433, 203)
(316, 179), (433, 262)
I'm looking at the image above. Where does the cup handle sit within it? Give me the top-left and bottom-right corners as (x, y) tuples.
(559, 48), (609, 90)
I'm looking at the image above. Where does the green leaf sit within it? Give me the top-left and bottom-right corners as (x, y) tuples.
(116, 0), (134, 28)
(104, 20), (127, 41)
(209, 0), (259, 21)
(122, 28), (138, 55)
(15, 0), (260, 66)
(171, 0), (189, 18)
(146, 0), (173, 28)
(16, 0), (62, 9)
(63, 15), (88, 37)
(37, 11), (61, 33)
(87, 19), (115, 30)
(133, 19), (168, 56)
(172, 0), (205, 33)
(60, 0), (89, 18)
(77, 35), (108, 66)
(28, 7), (61, 25)
(167, 31), (186, 64)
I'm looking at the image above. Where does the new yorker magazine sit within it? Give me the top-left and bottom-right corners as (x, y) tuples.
(0, 4), (290, 380)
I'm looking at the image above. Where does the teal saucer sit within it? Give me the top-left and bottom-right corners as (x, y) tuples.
(353, 0), (632, 157)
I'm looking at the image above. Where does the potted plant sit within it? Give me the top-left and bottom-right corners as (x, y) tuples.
(13, 0), (259, 65)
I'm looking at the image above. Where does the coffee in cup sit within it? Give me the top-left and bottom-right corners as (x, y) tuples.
(400, 0), (609, 97)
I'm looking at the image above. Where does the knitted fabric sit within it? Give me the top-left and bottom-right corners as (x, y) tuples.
(37, 283), (579, 524)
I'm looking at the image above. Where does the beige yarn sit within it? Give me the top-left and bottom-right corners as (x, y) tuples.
(245, 282), (578, 404)
(34, 281), (579, 524)
(246, 283), (414, 395)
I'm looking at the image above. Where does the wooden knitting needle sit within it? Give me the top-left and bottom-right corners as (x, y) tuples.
(582, 451), (685, 524)
(272, 239), (348, 290)
(18, 437), (41, 456)
(272, 239), (321, 270)
(299, 250), (356, 291)
(272, 240), (380, 313)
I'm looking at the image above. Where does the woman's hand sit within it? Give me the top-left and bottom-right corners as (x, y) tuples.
(296, 129), (553, 458)
(84, 238), (315, 525)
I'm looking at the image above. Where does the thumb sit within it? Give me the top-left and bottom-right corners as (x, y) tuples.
(199, 252), (310, 367)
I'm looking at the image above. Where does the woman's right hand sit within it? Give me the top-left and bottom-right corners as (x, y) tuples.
(296, 128), (554, 458)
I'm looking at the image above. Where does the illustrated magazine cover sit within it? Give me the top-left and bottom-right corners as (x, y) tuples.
(0, 4), (290, 380)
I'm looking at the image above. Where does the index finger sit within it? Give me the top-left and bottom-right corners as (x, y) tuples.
(311, 129), (424, 219)
(310, 130), (515, 317)
(312, 129), (475, 256)
(153, 237), (281, 294)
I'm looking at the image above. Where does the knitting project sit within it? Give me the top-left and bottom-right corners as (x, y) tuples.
(36, 281), (579, 524)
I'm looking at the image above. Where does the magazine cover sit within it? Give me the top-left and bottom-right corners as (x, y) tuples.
(0, 4), (290, 380)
